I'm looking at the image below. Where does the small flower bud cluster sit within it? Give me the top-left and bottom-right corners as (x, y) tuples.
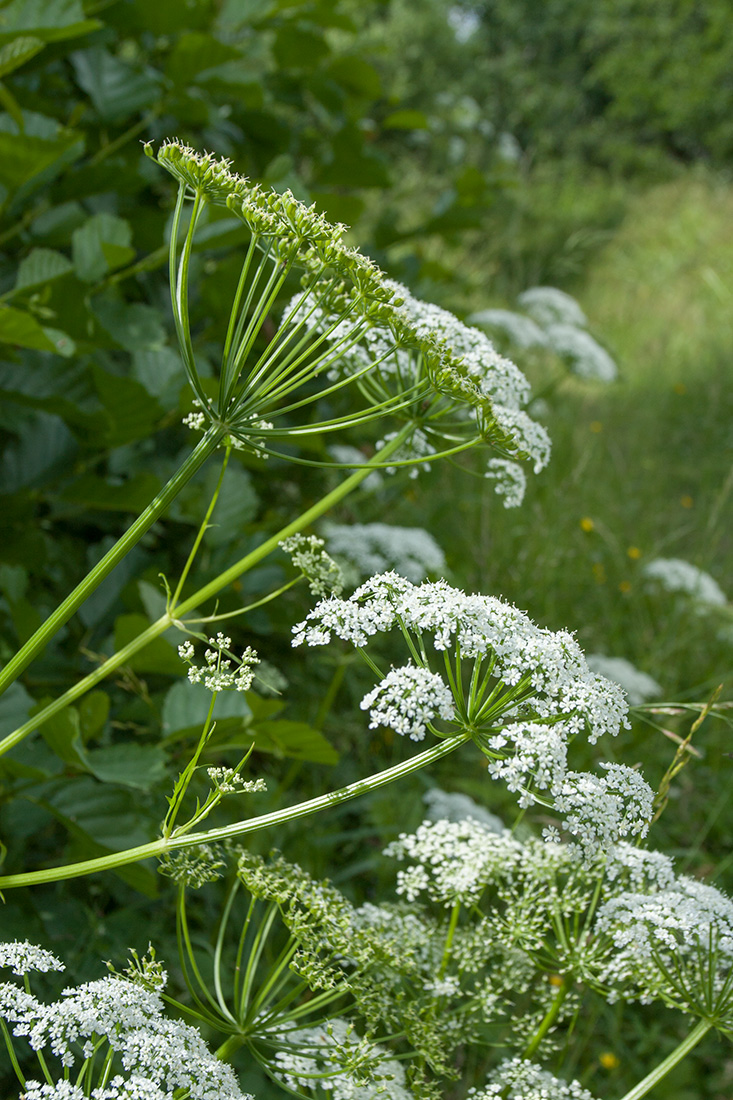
(182, 410), (206, 431)
(157, 845), (226, 888)
(280, 534), (344, 597)
(177, 635), (259, 693)
(206, 768), (267, 795)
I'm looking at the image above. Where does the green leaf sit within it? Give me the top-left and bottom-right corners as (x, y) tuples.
(60, 472), (162, 513)
(0, 411), (77, 491)
(71, 47), (160, 123)
(272, 24), (330, 70)
(131, 347), (184, 401)
(78, 691), (110, 743)
(0, 304), (56, 350)
(0, 34), (44, 76)
(15, 247), (73, 290)
(32, 698), (91, 771)
(0, 681), (34, 732)
(162, 679), (253, 738)
(326, 55), (382, 98)
(86, 743), (168, 790)
(165, 31), (243, 85)
(92, 366), (163, 447)
(92, 299), (165, 352)
(72, 213), (135, 284)
(215, 719), (339, 764)
(0, 0), (100, 43)
(114, 613), (182, 676)
(382, 109), (430, 130)
(0, 123), (82, 193)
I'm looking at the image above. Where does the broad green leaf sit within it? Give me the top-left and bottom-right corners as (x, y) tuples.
(162, 679), (253, 738)
(78, 691), (110, 743)
(215, 719), (339, 764)
(0, 123), (82, 192)
(165, 31), (242, 85)
(0, 34), (44, 76)
(0, 411), (77, 491)
(326, 56), (382, 98)
(78, 540), (147, 629)
(272, 24), (329, 69)
(0, 304), (57, 350)
(72, 213), (135, 284)
(71, 48), (160, 123)
(32, 698), (91, 771)
(60, 472), (162, 513)
(204, 464), (259, 547)
(0, 562), (27, 602)
(15, 247), (73, 290)
(0, 0), (100, 43)
(132, 347), (184, 400)
(114, 614), (182, 676)
(86, 743), (168, 790)
(92, 299), (165, 352)
(92, 366), (163, 447)
(0, 681), (34, 732)
(39, 326), (76, 357)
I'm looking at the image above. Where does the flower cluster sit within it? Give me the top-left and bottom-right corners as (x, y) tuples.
(642, 557), (727, 607)
(0, 941), (65, 977)
(470, 285), (618, 384)
(280, 534), (344, 597)
(323, 522), (446, 584)
(0, 946), (250, 1100)
(469, 1057), (598, 1100)
(360, 664), (456, 742)
(177, 635), (259, 693)
(484, 458), (528, 509)
(293, 573), (647, 856)
(273, 1018), (412, 1099)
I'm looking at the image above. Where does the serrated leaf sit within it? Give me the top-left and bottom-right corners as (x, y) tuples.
(86, 743), (168, 790)
(0, 0), (100, 43)
(0, 34), (44, 77)
(15, 247), (73, 290)
(0, 304), (56, 350)
(71, 213), (134, 283)
(71, 47), (160, 123)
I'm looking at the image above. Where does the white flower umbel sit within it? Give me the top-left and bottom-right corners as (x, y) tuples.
(22, 1077), (168, 1099)
(0, 954), (251, 1100)
(360, 663), (455, 741)
(516, 287), (588, 328)
(178, 634), (259, 692)
(586, 655), (662, 706)
(467, 308), (549, 350)
(0, 941), (65, 977)
(643, 557), (727, 608)
(422, 788), (504, 833)
(323, 522), (446, 583)
(273, 1018), (412, 1100)
(596, 876), (733, 1019)
(293, 573), (644, 854)
(484, 458), (527, 508)
(544, 323), (617, 383)
(384, 818), (524, 907)
(551, 764), (653, 861)
(470, 1056), (598, 1100)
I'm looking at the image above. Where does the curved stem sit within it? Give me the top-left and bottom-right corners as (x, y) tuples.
(0, 425), (225, 704)
(0, 731), (471, 889)
(0, 426), (413, 758)
(617, 1019), (713, 1100)
(522, 978), (569, 1060)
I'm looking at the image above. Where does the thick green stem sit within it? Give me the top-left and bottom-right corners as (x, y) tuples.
(0, 731), (470, 889)
(0, 426), (225, 701)
(0, 427), (412, 758)
(618, 1019), (713, 1100)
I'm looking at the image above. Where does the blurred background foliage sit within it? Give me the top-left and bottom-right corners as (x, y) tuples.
(0, 0), (731, 1096)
